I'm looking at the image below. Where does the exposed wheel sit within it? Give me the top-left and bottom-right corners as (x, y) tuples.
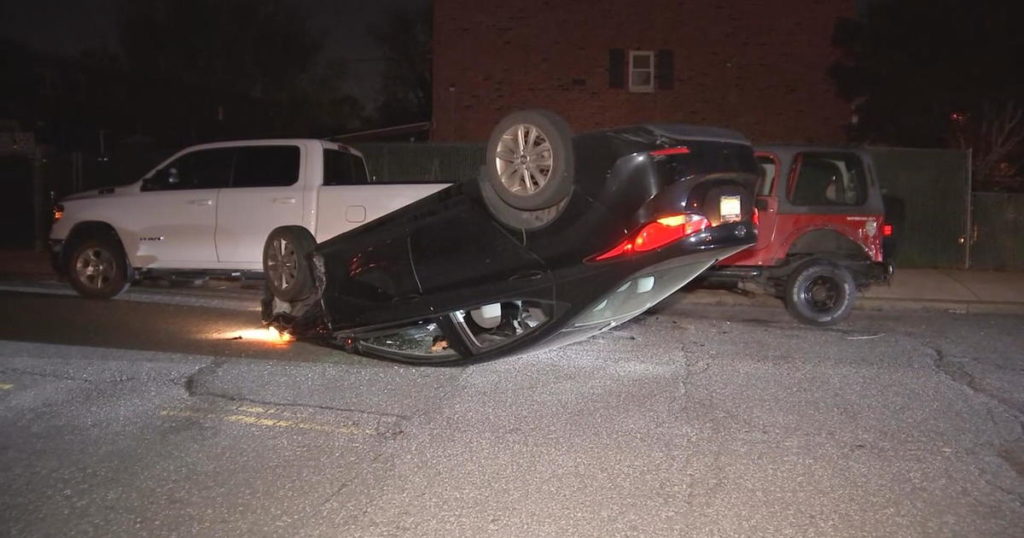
(263, 226), (316, 301)
(784, 260), (857, 326)
(67, 235), (131, 299)
(484, 109), (574, 211)
(480, 177), (569, 231)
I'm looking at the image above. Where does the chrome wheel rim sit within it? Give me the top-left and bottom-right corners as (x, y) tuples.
(266, 237), (298, 291)
(74, 247), (116, 290)
(494, 123), (554, 196)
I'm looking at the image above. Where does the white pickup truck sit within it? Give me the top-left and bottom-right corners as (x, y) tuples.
(49, 139), (449, 298)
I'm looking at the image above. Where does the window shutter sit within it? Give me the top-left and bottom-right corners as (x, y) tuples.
(655, 49), (674, 90)
(609, 49), (625, 89)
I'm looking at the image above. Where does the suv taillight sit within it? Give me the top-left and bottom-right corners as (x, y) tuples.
(882, 223), (893, 237)
(591, 213), (709, 262)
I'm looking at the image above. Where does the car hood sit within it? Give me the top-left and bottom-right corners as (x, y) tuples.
(61, 185), (129, 202)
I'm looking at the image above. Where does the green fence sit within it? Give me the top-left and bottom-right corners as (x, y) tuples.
(867, 148), (970, 268)
(354, 142), (485, 184)
(971, 192), (1024, 270)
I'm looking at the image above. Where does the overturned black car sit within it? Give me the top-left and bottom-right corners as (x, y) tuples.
(263, 110), (759, 363)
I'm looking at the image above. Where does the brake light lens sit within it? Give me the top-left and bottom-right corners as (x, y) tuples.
(592, 214), (709, 262)
(52, 204), (64, 222)
(882, 223), (893, 237)
(649, 146), (691, 157)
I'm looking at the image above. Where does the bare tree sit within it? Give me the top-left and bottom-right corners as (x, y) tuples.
(952, 100), (1024, 191)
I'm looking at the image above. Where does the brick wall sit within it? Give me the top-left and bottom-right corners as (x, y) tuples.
(432, 0), (856, 144)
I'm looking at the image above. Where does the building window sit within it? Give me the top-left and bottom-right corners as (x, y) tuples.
(629, 50), (655, 93)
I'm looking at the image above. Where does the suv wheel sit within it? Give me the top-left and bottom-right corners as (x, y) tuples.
(484, 109), (575, 211)
(263, 226), (316, 301)
(68, 236), (131, 299)
(784, 260), (856, 326)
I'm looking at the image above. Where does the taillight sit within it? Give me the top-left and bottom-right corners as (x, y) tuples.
(52, 204), (64, 222)
(752, 207), (759, 227)
(592, 214), (709, 262)
(882, 223), (893, 237)
(649, 146), (691, 157)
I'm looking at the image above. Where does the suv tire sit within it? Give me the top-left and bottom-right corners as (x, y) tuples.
(484, 109), (574, 211)
(263, 226), (316, 301)
(784, 259), (856, 326)
(67, 235), (131, 299)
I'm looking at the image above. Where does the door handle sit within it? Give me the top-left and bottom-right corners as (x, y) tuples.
(273, 197), (297, 204)
(188, 199), (213, 206)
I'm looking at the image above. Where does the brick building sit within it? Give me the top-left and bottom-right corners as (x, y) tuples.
(431, 0), (855, 144)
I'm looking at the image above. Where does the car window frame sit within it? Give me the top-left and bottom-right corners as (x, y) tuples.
(229, 145), (301, 189)
(141, 147), (236, 192)
(786, 151), (868, 207)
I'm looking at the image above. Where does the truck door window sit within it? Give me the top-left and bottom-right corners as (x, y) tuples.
(788, 152), (867, 206)
(143, 148), (234, 191)
(231, 146), (300, 187)
(324, 149), (369, 185)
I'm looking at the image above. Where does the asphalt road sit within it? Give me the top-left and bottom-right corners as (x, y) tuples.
(0, 287), (1022, 536)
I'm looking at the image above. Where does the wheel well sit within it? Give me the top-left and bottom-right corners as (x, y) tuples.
(786, 229), (869, 262)
(62, 221), (127, 270)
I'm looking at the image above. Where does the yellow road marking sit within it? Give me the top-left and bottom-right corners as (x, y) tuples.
(160, 407), (380, 436)
(0, 383), (12, 390)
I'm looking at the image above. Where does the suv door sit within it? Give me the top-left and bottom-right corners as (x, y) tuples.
(215, 145), (304, 264)
(134, 147), (233, 264)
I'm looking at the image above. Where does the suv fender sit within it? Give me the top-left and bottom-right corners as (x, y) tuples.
(783, 227), (873, 262)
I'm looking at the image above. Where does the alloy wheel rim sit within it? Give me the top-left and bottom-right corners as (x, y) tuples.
(266, 238), (298, 291)
(75, 247), (115, 289)
(494, 123), (554, 196)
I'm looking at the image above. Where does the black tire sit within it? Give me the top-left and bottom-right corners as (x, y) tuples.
(784, 260), (857, 326)
(67, 235), (131, 299)
(484, 109), (574, 211)
(480, 178), (569, 231)
(263, 226), (316, 301)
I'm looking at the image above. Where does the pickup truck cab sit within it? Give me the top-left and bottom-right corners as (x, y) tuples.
(50, 139), (449, 298)
(706, 146), (894, 325)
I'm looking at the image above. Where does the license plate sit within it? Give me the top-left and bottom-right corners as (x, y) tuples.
(720, 195), (741, 222)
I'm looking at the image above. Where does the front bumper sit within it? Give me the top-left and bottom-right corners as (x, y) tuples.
(48, 239), (66, 276)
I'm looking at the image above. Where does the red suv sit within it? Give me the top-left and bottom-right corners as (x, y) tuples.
(706, 146), (894, 325)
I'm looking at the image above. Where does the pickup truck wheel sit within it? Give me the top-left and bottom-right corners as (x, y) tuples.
(67, 236), (130, 299)
(784, 260), (856, 326)
(263, 227), (316, 301)
(485, 109), (574, 211)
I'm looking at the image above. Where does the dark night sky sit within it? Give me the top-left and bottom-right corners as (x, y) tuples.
(0, 0), (429, 103)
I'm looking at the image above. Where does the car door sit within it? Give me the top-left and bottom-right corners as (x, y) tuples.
(130, 147), (232, 265)
(215, 145), (304, 265)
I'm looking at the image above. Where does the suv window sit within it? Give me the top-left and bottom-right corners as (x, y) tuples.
(144, 148), (234, 191)
(323, 149), (369, 186)
(232, 146), (300, 188)
(756, 154), (777, 196)
(788, 152), (867, 206)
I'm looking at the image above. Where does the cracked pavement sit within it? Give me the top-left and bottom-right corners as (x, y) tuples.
(0, 291), (1022, 536)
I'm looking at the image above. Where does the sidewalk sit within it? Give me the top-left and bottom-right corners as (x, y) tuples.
(3, 249), (1024, 315)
